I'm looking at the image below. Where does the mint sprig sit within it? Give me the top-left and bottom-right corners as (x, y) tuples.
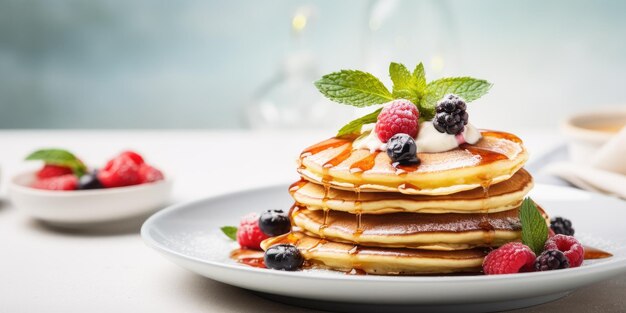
(220, 226), (237, 241)
(519, 197), (549, 255)
(315, 62), (492, 136)
(314, 70), (393, 107)
(25, 148), (87, 177)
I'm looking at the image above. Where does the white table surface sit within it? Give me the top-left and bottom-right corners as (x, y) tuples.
(1, 129), (624, 313)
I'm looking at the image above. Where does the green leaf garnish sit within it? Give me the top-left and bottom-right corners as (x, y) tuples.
(25, 149), (87, 177)
(220, 226), (238, 241)
(425, 77), (492, 103)
(519, 197), (549, 255)
(315, 62), (491, 136)
(337, 108), (382, 137)
(314, 70), (393, 107)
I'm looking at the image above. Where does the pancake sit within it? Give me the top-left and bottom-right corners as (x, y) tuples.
(297, 131), (527, 195)
(290, 168), (533, 214)
(291, 206), (531, 250)
(261, 231), (488, 275)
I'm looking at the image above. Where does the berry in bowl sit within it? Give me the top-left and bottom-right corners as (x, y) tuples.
(10, 149), (173, 226)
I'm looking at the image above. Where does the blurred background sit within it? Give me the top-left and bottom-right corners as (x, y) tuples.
(1, 0), (625, 131)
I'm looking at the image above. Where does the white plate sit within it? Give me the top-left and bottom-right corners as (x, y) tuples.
(10, 172), (173, 226)
(141, 184), (626, 312)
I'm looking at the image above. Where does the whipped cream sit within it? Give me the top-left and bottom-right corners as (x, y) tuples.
(352, 122), (482, 153)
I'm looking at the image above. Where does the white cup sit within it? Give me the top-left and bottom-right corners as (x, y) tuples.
(561, 107), (626, 163)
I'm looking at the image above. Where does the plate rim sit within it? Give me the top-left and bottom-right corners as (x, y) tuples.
(141, 183), (626, 284)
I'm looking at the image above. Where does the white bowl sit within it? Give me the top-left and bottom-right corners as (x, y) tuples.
(562, 107), (626, 162)
(9, 172), (173, 226)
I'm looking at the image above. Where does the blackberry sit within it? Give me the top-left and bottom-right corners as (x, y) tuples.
(550, 217), (575, 236)
(386, 133), (420, 166)
(535, 250), (570, 271)
(264, 244), (304, 271)
(78, 170), (103, 190)
(258, 210), (291, 236)
(433, 94), (469, 135)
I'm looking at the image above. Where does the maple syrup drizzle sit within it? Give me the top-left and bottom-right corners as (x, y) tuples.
(583, 246), (613, 260)
(354, 186), (363, 242)
(288, 203), (301, 226)
(323, 144), (353, 168)
(460, 144), (509, 165)
(318, 178), (331, 238)
(395, 162), (420, 173)
(288, 179), (308, 194)
(479, 179), (495, 245)
(300, 137), (352, 157)
(305, 238), (327, 254)
(350, 151), (379, 174)
(230, 249), (266, 268)
(479, 130), (523, 143)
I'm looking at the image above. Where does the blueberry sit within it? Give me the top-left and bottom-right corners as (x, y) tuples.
(78, 171), (103, 190)
(264, 244), (304, 271)
(258, 210), (291, 236)
(386, 133), (419, 166)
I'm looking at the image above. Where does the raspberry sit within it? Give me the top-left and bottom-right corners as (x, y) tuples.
(236, 212), (270, 250)
(120, 151), (145, 165)
(32, 174), (78, 191)
(97, 154), (142, 188)
(36, 164), (73, 179)
(375, 99), (419, 143)
(535, 250), (570, 271)
(544, 234), (584, 268)
(483, 242), (536, 275)
(138, 164), (164, 183)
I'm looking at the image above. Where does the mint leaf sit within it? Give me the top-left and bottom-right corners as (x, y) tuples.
(25, 149), (87, 176)
(390, 62), (420, 105)
(425, 77), (492, 102)
(337, 108), (382, 137)
(389, 62), (413, 92)
(315, 70), (393, 107)
(519, 197), (549, 255)
(412, 62), (426, 91)
(220, 226), (237, 241)
(420, 77), (491, 121)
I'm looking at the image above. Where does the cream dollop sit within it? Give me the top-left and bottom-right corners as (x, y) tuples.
(352, 122), (482, 153)
(352, 124), (386, 153)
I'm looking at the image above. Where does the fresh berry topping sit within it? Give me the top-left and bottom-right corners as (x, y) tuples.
(97, 154), (142, 188)
(77, 171), (104, 190)
(550, 217), (575, 236)
(482, 242), (536, 275)
(375, 99), (419, 143)
(264, 244), (304, 271)
(236, 212), (270, 250)
(258, 210), (291, 236)
(36, 164), (73, 179)
(544, 234), (584, 268)
(386, 133), (420, 166)
(138, 164), (164, 183)
(120, 151), (145, 165)
(548, 228), (556, 238)
(32, 174), (78, 191)
(535, 250), (570, 271)
(433, 94), (468, 135)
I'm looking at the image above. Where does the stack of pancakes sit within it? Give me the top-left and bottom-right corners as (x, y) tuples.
(262, 131), (540, 275)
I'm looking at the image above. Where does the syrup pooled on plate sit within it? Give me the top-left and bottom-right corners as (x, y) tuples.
(583, 246), (613, 260)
